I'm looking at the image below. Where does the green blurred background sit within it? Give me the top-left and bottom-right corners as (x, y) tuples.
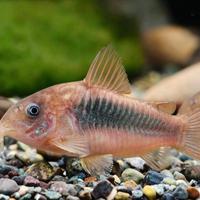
(0, 0), (144, 97)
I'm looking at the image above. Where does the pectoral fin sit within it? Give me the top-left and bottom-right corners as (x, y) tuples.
(53, 135), (90, 157)
(80, 154), (113, 176)
(141, 147), (171, 171)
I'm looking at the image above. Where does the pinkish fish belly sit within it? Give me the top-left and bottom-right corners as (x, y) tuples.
(72, 88), (184, 157)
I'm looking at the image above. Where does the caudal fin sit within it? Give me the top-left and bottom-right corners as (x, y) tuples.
(178, 108), (200, 159)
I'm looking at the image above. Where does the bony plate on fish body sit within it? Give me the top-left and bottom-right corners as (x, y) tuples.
(0, 45), (200, 176)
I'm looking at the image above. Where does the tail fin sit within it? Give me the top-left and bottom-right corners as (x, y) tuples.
(178, 108), (200, 159)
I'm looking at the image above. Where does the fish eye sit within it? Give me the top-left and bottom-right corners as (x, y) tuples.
(26, 103), (40, 117)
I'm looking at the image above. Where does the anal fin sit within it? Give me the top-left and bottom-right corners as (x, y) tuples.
(141, 147), (171, 171)
(80, 154), (113, 176)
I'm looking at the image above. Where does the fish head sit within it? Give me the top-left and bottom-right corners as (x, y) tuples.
(0, 86), (60, 148)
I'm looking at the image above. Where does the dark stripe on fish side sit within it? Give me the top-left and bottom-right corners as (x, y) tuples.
(74, 97), (163, 133)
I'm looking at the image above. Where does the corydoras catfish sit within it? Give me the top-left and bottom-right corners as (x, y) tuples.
(0, 46), (200, 175)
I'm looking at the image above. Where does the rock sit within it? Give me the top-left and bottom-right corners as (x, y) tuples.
(152, 184), (164, 196)
(173, 171), (186, 180)
(44, 190), (62, 200)
(121, 168), (144, 183)
(19, 193), (32, 200)
(116, 186), (132, 196)
(113, 175), (121, 185)
(172, 185), (188, 200)
(12, 175), (26, 185)
(0, 194), (9, 200)
(161, 170), (174, 179)
(26, 161), (56, 181)
(161, 193), (175, 200)
(179, 154), (192, 162)
(182, 165), (200, 181)
(112, 160), (128, 176)
(123, 180), (137, 190)
(187, 187), (199, 199)
(125, 157), (146, 170)
(50, 181), (77, 196)
(132, 189), (143, 199)
(67, 196), (80, 200)
(189, 179), (198, 187)
(91, 180), (117, 200)
(143, 185), (156, 200)
(84, 176), (97, 183)
(175, 180), (188, 188)
(144, 170), (165, 185)
(164, 184), (176, 192)
(0, 178), (19, 195)
(24, 176), (40, 187)
(34, 193), (47, 200)
(13, 185), (29, 198)
(0, 164), (18, 175)
(79, 187), (92, 200)
(114, 191), (130, 200)
(51, 175), (67, 182)
(162, 177), (176, 185)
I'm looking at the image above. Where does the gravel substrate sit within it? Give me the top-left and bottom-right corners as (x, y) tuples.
(0, 141), (200, 200)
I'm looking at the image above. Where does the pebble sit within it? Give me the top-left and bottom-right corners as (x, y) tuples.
(12, 175), (26, 185)
(91, 180), (117, 200)
(66, 195), (80, 200)
(0, 164), (18, 175)
(44, 190), (62, 200)
(13, 185), (29, 198)
(121, 168), (144, 183)
(34, 193), (47, 200)
(132, 189), (143, 199)
(123, 180), (137, 190)
(19, 193), (32, 200)
(182, 165), (200, 181)
(172, 185), (188, 200)
(187, 187), (200, 199)
(26, 161), (56, 181)
(152, 184), (164, 196)
(114, 191), (130, 200)
(173, 171), (186, 180)
(79, 187), (92, 200)
(161, 170), (174, 179)
(162, 177), (176, 185)
(24, 176), (40, 187)
(144, 170), (165, 185)
(0, 194), (9, 200)
(0, 178), (19, 195)
(113, 175), (121, 185)
(116, 186), (132, 195)
(164, 184), (176, 192)
(125, 157), (146, 170)
(175, 180), (188, 187)
(143, 185), (156, 200)
(161, 193), (174, 200)
(50, 181), (77, 196)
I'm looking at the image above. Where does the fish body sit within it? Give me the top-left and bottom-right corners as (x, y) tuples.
(0, 46), (200, 175)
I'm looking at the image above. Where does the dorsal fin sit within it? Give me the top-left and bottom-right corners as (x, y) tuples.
(84, 45), (132, 95)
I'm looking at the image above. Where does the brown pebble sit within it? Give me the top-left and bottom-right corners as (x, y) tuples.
(84, 176), (97, 183)
(123, 180), (137, 190)
(187, 187), (200, 199)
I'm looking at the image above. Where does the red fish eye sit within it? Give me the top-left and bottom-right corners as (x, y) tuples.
(26, 103), (40, 117)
